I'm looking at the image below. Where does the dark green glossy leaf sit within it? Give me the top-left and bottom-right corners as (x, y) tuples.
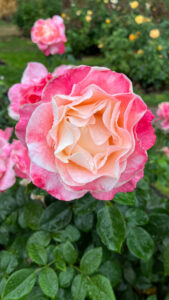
(27, 243), (47, 265)
(2, 269), (36, 300)
(24, 201), (43, 230)
(63, 241), (78, 264)
(71, 274), (87, 300)
(99, 260), (122, 287)
(97, 205), (126, 252)
(39, 267), (58, 298)
(80, 247), (102, 275)
(113, 192), (135, 206)
(127, 227), (154, 260)
(87, 274), (116, 300)
(59, 267), (75, 288)
(40, 202), (72, 232)
(73, 194), (97, 216)
(125, 208), (149, 226)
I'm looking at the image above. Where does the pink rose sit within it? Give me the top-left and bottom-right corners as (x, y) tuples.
(162, 147), (169, 158)
(0, 128), (16, 192)
(11, 140), (31, 181)
(8, 62), (52, 120)
(31, 16), (67, 56)
(157, 102), (169, 131)
(53, 65), (73, 77)
(15, 66), (156, 201)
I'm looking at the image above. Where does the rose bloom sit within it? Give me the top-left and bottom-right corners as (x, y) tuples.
(11, 140), (31, 181)
(135, 15), (144, 24)
(0, 128), (16, 192)
(149, 29), (160, 39)
(31, 16), (67, 56)
(15, 66), (156, 201)
(162, 147), (169, 158)
(157, 102), (169, 131)
(130, 1), (139, 9)
(8, 62), (72, 121)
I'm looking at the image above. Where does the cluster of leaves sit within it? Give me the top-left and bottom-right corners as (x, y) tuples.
(0, 127), (169, 300)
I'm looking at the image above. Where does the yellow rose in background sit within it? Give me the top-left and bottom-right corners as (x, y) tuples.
(150, 29), (160, 39)
(61, 13), (66, 18)
(85, 15), (92, 22)
(137, 49), (144, 55)
(157, 45), (162, 51)
(98, 43), (104, 48)
(135, 15), (144, 24)
(105, 18), (111, 24)
(87, 10), (93, 15)
(76, 10), (82, 16)
(130, 1), (139, 9)
(129, 34), (137, 41)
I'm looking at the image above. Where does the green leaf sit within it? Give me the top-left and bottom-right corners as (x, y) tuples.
(2, 269), (36, 300)
(74, 214), (94, 232)
(127, 227), (154, 260)
(59, 267), (75, 288)
(163, 243), (169, 275)
(38, 267), (58, 298)
(87, 274), (116, 300)
(0, 251), (18, 275)
(54, 245), (66, 271)
(147, 296), (157, 300)
(71, 274), (87, 300)
(73, 194), (97, 216)
(125, 208), (149, 226)
(40, 202), (72, 232)
(0, 278), (6, 297)
(97, 206), (126, 252)
(24, 201), (43, 230)
(27, 231), (51, 247)
(113, 192), (135, 206)
(27, 243), (47, 265)
(53, 225), (80, 243)
(21, 287), (48, 300)
(63, 241), (78, 264)
(80, 248), (102, 275)
(99, 260), (122, 287)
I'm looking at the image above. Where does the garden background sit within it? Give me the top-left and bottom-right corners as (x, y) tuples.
(0, 0), (169, 299)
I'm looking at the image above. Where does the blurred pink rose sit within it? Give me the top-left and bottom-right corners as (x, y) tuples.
(0, 128), (16, 192)
(15, 66), (156, 201)
(31, 16), (67, 56)
(163, 147), (169, 158)
(157, 102), (169, 131)
(8, 62), (52, 120)
(11, 140), (31, 181)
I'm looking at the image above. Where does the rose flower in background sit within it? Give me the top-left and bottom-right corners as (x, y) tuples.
(157, 102), (169, 131)
(0, 128), (16, 192)
(8, 62), (72, 120)
(31, 16), (67, 56)
(15, 65), (156, 201)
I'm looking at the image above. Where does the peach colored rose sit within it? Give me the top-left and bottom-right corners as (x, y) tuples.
(157, 102), (169, 131)
(15, 66), (156, 201)
(8, 62), (52, 120)
(11, 140), (31, 181)
(31, 16), (67, 56)
(0, 128), (16, 192)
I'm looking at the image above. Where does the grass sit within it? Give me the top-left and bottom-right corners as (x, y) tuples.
(0, 31), (169, 107)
